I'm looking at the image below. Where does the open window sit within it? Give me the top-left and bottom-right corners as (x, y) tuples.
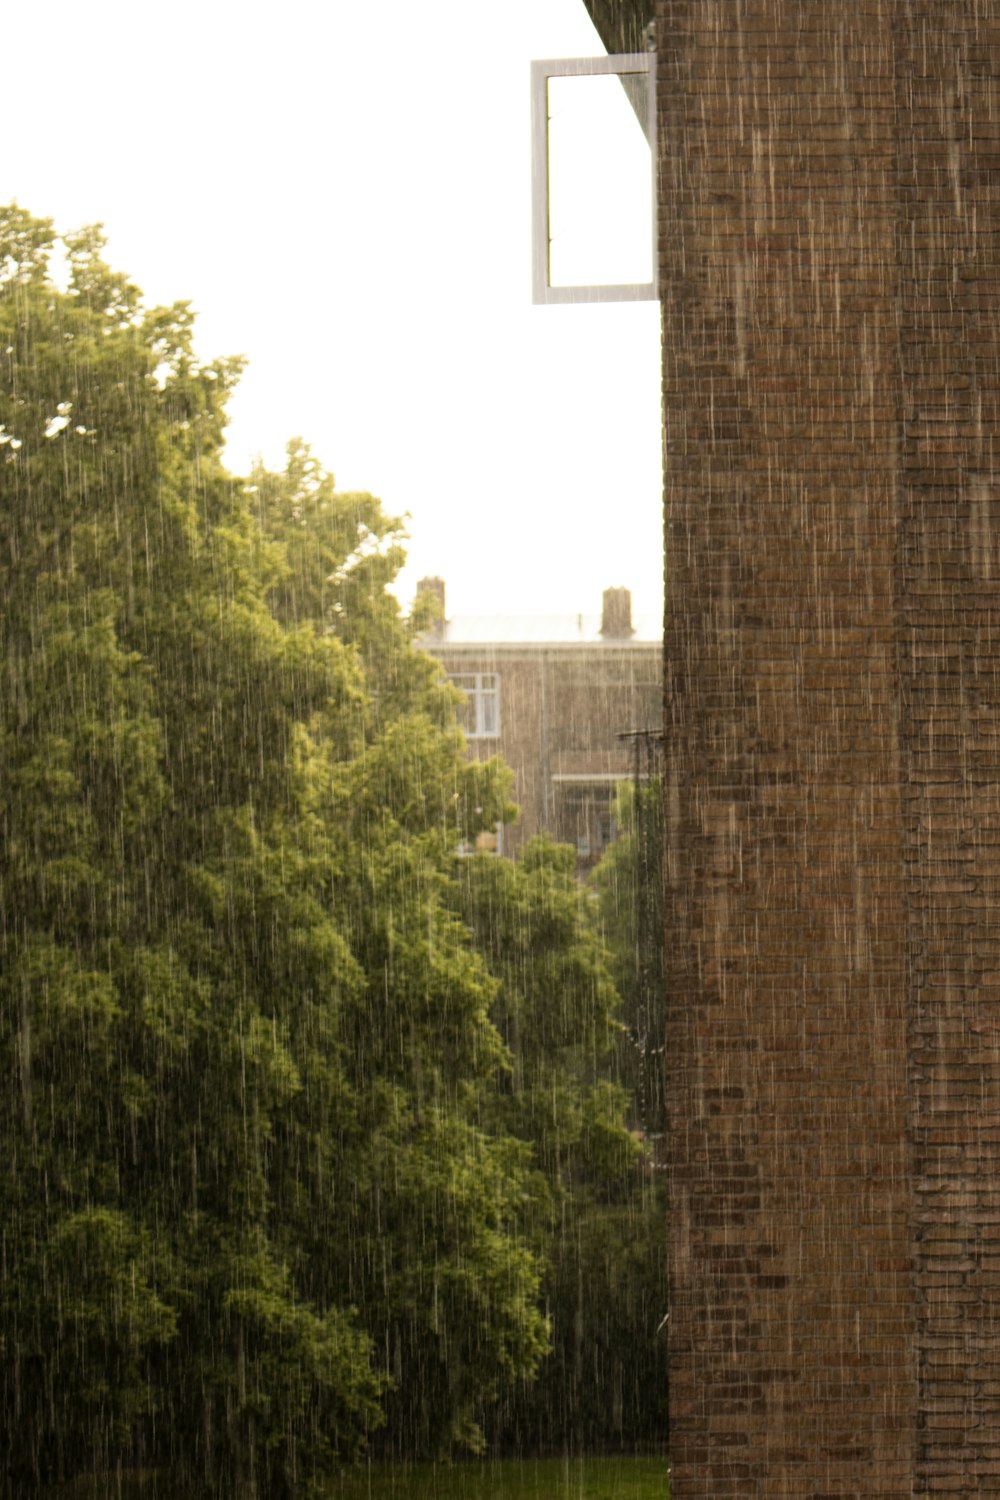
(531, 54), (656, 305)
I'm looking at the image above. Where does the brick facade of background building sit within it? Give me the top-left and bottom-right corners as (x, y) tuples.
(656, 1), (1000, 1494)
(420, 581), (661, 865)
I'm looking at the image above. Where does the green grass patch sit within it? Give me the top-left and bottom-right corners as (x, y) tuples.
(43, 1456), (669, 1500)
(328, 1457), (668, 1500)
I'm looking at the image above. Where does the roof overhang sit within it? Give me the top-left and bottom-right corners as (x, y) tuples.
(582, 0), (653, 55)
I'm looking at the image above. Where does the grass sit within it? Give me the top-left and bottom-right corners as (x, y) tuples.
(328, 1457), (668, 1500)
(43, 1455), (669, 1500)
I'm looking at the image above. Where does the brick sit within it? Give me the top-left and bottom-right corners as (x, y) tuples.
(659, 0), (1000, 1495)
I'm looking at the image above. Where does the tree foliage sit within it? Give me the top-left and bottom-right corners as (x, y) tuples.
(457, 838), (666, 1454)
(0, 206), (665, 1491)
(592, 777), (666, 1140)
(0, 206), (536, 1496)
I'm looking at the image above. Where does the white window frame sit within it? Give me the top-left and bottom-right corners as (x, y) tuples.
(451, 672), (500, 739)
(531, 54), (657, 305)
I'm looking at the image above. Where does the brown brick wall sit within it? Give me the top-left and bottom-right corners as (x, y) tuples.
(660, 1), (918, 1493)
(898, 5), (1000, 1492)
(660, 0), (1000, 1491)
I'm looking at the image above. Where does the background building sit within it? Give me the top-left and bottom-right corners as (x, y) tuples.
(418, 579), (661, 866)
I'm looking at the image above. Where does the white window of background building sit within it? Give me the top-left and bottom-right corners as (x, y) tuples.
(450, 673), (500, 738)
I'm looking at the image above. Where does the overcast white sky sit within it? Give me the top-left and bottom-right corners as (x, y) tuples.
(5, 0), (663, 621)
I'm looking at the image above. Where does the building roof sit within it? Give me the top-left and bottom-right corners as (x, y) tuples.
(426, 611), (661, 648)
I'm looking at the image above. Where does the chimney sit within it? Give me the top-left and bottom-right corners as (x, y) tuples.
(601, 586), (633, 638)
(416, 576), (446, 633)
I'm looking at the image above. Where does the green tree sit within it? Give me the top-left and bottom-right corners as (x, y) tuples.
(593, 776), (666, 1140)
(0, 205), (543, 1496)
(586, 777), (668, 1450)
(245, 442), (541, 1461)
(456, 838), (666, 1453)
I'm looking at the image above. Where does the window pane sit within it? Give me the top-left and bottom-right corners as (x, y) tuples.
(450, 675), (477, 736)
(479, 688), (498, 737)
(546, 72), (652, 288)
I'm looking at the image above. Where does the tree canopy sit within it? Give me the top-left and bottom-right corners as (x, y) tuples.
(456, 837), (665, 1454)
(0, 206), (662, 1494)
(0, 206), (535, 1496)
